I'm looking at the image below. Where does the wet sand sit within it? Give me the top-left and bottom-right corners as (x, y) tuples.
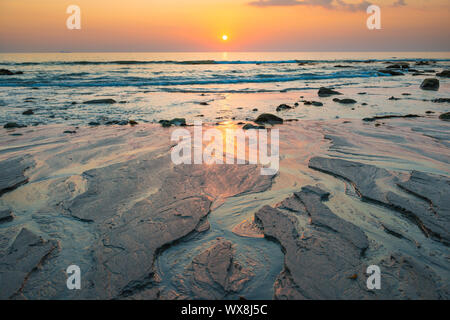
(0, 113), (449, 299)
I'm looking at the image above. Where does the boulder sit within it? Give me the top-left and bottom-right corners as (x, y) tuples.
(318, 87), (342, 97)
(254, 113), (283, 124)
(333, 98), (357, 104)
(83, 99), (117, 104)
(420, 78), (439, 91)
(3, 122), (27, 129)
(276, 104), (292, 112)
(436, 70), (450, 78)
(439, 112), (450, 121)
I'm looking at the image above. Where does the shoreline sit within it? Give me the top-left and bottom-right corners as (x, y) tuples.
(0, 115), (449, 299)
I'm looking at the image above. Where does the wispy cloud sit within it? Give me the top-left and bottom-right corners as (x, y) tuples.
(393, 0), (407, 7)
(248, 0), (375, 11)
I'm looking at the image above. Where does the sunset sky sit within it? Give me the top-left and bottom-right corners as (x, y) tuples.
(1, 0), (449, 52)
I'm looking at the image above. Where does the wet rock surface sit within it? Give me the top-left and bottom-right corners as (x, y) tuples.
(0, 228), (58, 299)
(255, 185), (448, 299)
(163, 239), (253, 299)
(62, 150), (272, 299)
(0, 155), (34, 196)
(308, 157), (450, 244)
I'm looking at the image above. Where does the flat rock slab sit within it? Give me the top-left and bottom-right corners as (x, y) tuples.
(309, 157), (450, 244)
(255, 185), (448, 299)
(0, 155), (34, 196)
(0, 228), (58, 299)
(165, 238), (253, 300)
(64, 151), (272, 299)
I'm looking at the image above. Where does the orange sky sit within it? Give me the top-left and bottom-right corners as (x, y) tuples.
(0, 0), (449, 52)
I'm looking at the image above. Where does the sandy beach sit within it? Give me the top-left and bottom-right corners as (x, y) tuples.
(0, 53), (449, 300)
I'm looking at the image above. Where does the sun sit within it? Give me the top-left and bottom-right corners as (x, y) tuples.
(222, 34), (228, 41)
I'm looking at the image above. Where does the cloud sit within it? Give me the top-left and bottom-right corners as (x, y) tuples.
(393, 0), (406, 6)
(248, 0), (372, 11)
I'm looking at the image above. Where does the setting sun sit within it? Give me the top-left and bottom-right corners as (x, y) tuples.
(222, 34), (228, 41)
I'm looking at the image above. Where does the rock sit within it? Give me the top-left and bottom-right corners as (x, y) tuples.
(362, 114), (420, 122)
(63, 130), (76, 134)
(415, 61), (430, 66)
(254, 113), (283, 124)
(0, 69), (17, 76)
(0, 209), (14, 223)
(276, 104), (292, 112)
(63, 151), (272, 299)
(318, 87), (342, 97)
(389, 96), (400, 101)
(0, 228), (58, 299)
(3, 122), (27, 129)
(432, 98), (450, 103)
(175, 239), (254, 299)
(308, 157), (450, 244)
(198, 102), (209, 105)
(252, 108), (258, 111)
(257, 185), (448, 299)
(378, 69), (404, 76)
(88, 121), (100, 126)
(255, 186), (369, 299)
(333, 98), (357, 104)
(242, 123), (265, 130)
(439, 112), (450, 121)
(159, 118), (186, 127)
(83, 99), (116, 104)
(420, 78), (439, 91)
(386, 63), (409, 69)
(436, 70), (450, 78)
(0, 155), (34, 196)
(129, 120), (138, 126)
(312, 101), (323, 106)
(22, 109), (34, 115)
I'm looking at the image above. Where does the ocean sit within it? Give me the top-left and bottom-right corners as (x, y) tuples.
(1, 52), (449, 126)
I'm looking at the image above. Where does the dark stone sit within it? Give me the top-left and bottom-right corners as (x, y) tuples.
(129, 120), (138, 126)
(3, 122), (27, 129)
(362, 114), (421, 122)
(88, 122), (100, 126)
(420, 78), (439, 91)
(254, 113), (283, 124)
(318, 87), (342, 97)
(83, 99), (117, 104)
(242, 123), (265, 130)
(439, 112), (450, 121)
(386, 63), (409, 69)
(22, 109), (34, 115)
(432, 98), (450, 103)
(333, 98), (357, 104)
(0, 69), (14, 76)
(436, 70), (450, 78)
(0, 209), (13, 223)
(276, 104), (292, 112)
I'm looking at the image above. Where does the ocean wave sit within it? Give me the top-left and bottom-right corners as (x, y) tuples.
(0, 70), (381, 88)
(1, 58), (449, 67)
